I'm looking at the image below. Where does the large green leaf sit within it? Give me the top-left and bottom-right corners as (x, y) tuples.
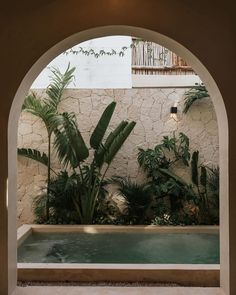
(159, 168), (189, 186)
(54, 112), (89, 168)
(191, 151), (199, 186)
(94, 121), (128, 167)
(200, 166), (207, 187)
(18, 148), (48, 166)
(103, 121), (128, 148)
(90, 101), (116, 149)
(104, 121), (136, 165)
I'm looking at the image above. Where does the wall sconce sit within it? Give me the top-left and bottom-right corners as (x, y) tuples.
(170, 106), (178, 121)
(170, 106), (177, 114)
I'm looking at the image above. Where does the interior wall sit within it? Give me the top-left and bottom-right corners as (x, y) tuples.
(0, 1), (235, 294)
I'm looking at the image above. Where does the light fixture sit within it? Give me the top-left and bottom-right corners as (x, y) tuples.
(170, 105), (178, 122)
(170, 106), (177, 114)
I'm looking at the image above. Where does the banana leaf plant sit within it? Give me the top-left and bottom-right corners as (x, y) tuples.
(18, 64), (76, 220)
(54, 101), (136, 224)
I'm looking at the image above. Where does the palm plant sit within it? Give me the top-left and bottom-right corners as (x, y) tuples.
(18, 66), (136, 224)
(18, 64), (75, 220)
(33, 171), (80, 224)
(109, 176), (153, 224)
(54, 102), (136, 224)
(183, 84), (209, 114)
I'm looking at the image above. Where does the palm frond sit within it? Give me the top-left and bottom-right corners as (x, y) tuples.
(109, 176), (153, 224)
(18, 148), (48, 166)
(22, 93), (58, 134)
(45, 64), (75, 110)
(183, 85), (209, 113)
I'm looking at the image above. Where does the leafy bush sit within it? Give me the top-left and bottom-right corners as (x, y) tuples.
(138, 133), (219, 225)
(20, 66), (136, 225)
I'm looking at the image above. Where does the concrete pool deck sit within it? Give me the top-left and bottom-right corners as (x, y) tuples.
(14, 286), (223, 295)
(17, 225), (220, 287)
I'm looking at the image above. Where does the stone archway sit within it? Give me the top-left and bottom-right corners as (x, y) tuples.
(7, 26), (229, 294)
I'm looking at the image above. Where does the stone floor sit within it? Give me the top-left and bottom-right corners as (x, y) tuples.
(15, 287), (223, 295)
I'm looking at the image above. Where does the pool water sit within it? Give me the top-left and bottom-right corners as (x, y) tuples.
(17, 232), (219, 264)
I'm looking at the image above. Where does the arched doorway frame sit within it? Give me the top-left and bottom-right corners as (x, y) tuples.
(8, 26), (229, 294)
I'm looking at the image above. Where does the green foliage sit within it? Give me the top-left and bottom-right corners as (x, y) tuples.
(109, 176), (153, 224)
(183, 84), (209, 114)
(18, 148), (49, 167)
(52, 101), (136, 224)
(53, 112), (89, 168)
(29, 96), (136, 225)
(90, 101), (116, 149)
(33, 171), (79, 224)
(46, 64), (75, 110)
(138, 132), (190, 182)
(103, 121), (136, 165)
(191, 151), (199, 186)
(189, 152), (219, 224)
(94, 121), (128, 167)
(138, 132), (219, 225)
(19, 65), (75, 220)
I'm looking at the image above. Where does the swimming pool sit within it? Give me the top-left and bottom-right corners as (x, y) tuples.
(17, 225), (220, 286)
(18, 231), (219, 264)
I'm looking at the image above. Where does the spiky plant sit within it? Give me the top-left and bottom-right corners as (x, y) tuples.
(108, 176), (153, 224)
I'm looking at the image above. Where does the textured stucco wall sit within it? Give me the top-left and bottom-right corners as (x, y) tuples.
(17, 88), (218, 224)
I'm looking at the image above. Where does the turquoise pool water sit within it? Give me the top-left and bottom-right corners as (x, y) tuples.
(17, 232), (219, 264)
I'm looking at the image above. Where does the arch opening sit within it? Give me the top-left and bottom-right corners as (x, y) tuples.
(8, 26), (229, 294)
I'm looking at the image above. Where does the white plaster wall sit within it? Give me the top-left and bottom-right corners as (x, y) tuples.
(132, 74), (202, 87)
(17, 88), (218, 224)
(31, 36), (132, 89)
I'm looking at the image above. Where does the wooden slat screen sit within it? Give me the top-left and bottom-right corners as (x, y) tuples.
(132, 39), (195, 75)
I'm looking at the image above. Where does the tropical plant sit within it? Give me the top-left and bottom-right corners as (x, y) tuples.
(157, 151), (219, 224)
(52, 101), (136, 224)
(138, 132), (191, 209)
(183, 83), (209, 113)
(138, 132), (219, 225)
(33, 171), (78, 224)
(138, 132), (190, 181)
(18, 65), (75, 220)
(206, 166), (219, 224)
(189, 151), (219, 224)
(108, 176), (154, 224)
